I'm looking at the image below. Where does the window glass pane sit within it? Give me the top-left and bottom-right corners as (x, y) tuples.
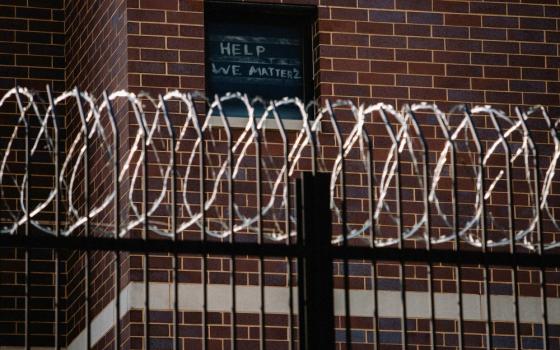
(205, 4), (312, 120)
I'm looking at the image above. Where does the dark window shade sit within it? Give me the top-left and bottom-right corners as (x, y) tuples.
(205, 2), (315, 120)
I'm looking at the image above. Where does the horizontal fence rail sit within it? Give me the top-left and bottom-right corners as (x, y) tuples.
(1, 86), (560, 350)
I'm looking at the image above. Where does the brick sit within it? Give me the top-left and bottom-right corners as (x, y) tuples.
(394, 24), (430, 36)
(470, 27), (506, 40)
(486, 91), (522, 104)
(28, 0), (63, 8)
(128, 35), (166, 48)
(356, 21), (393, 35)
(470, 2), (507, 15)
(396, 49), (431, 62)
(508, 3), (544, 17)
(520, 43), (557, 55)
(370, 10), (405, 23)
(409, 62), (445, 75)
(407, 12), (443, 25)
(16, 31), (51, 44)
(52, 33), (63, 45)
(322, 0), (357, 6)
(168, 63), (203, 76)
(396, 74), (432, 87)
(180, 50), (203, 63)
(166, 11), (203, 25)
(508, 29), (545, 42)
(0, 30), (14, 41)
(0, 53), (14, 65)
(510, 80), (546, 93)
(485, 66), (521, 79)
(0, 0), (26, 6)
(128, 61), (165, 74)
(547, 56), (560, 68)
(525, 92), (559, 105)
(318, 82), (333, 96)
(318, 19), (356, 33)
(15, 54), (51, 67)
(141, 23), (178, 36)
(320, 45), (356, 58)
(15, 7), (52, 19)
(128, 9), (165, 22)
(433, 0), (469, 13)
(372, 85), (408, 98)
(332, 8), (368, 21)
(139, 0), (177, 10)
(131, 48), (142, 61)
(28, 67), (62, 79)
(408, 37), (444, 50)
(179, 25), (204, 37)
(140, 49), (178, 62)
(472, 78), (509, 91)
(333, 58), (369, 72)
(322, 71), (357, 84)
(0, 18), (27, 30)
(433, 51), (469, 64)
(396, 0), (431, 11)
(359, 72), (394, 85)
(483, 16), (518, 28)
(332, 33), (369, 46)
(358, 0), (393, 9)
(471, 53), (507, 66)
(509, 54), (545, 67)
(447, 64), (482, 77)
(334, 84), (370, 97)
(483, 41), (519, 54)
(167, 37), (203, 50)
(434, 76), (469, 89)
(546, 81), (560, 94)
(522, 68), (558, 81)
(520, 17), (556, 30)
(445, 39), (482, 52)
(445, 14), (482, 27)
(433, 25), (469, 39)
(178, 0), (203, 11)
(545, 5), (560, 17)
(370, 60), (407, 74)
(28, 21), (62, 35)
(129, 21), (139, 34)
(370, 35), (406, 48)
(546, 31), (560, 43)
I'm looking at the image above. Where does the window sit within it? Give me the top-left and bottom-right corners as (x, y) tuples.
(205, 1), (315, 126)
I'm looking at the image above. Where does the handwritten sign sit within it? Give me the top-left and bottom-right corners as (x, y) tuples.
(206, 20), (307, 118)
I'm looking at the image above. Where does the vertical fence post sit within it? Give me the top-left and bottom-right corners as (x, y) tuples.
(297, 172), (334, 350)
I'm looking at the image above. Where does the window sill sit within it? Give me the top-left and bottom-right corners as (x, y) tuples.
(208, 115), (306, 131)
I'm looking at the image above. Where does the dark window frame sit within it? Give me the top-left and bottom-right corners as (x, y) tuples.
(204, 1), (316, 125)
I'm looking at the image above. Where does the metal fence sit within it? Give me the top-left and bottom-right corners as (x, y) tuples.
(0, 86), (559, 349)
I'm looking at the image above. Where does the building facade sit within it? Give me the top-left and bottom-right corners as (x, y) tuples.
(1, 0), (560, 349)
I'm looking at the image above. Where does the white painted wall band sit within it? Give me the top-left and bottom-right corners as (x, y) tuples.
(55, 282), (560, 349)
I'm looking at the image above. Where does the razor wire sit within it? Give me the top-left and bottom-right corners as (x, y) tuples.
(1, 86), (559, 251)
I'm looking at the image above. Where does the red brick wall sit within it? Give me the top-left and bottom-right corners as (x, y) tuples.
(0, 0), (65, 346)
(64, 0), (129, 346)
(0, 0), (65, 92)
(315, 0), (559, 115)
(127, 0), (560, 111)
(127, 0), (204, 94)
(118, 1), (560, 349)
